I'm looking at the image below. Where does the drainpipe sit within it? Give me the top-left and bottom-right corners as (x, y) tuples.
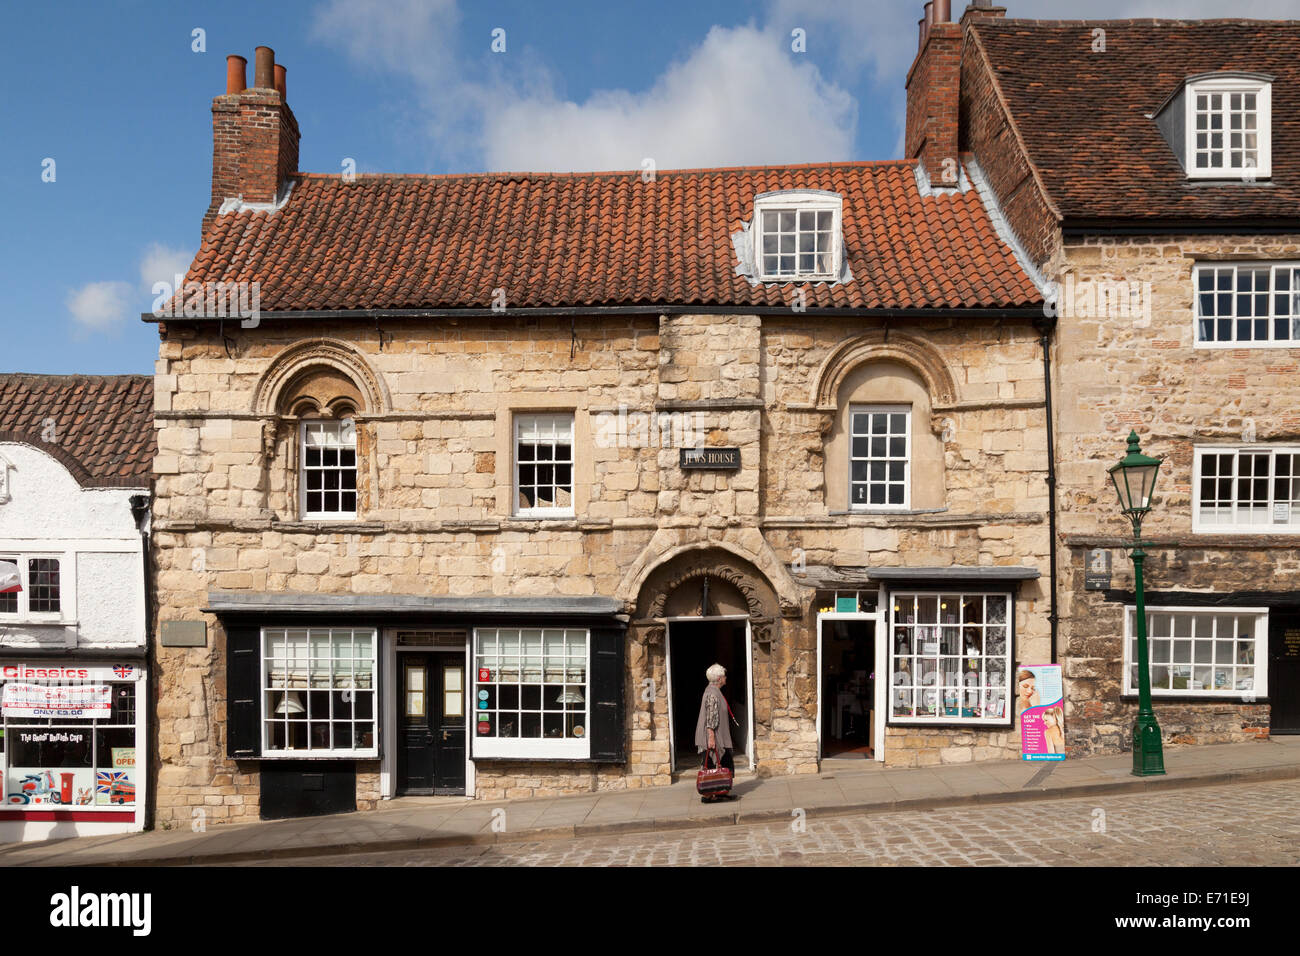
(1033, 319), (1060, 664)
(128, 494), (154, 831)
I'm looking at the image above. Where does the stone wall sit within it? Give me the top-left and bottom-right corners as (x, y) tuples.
(151, 310), (1054, 825)
(1051, 234), (1300, 754)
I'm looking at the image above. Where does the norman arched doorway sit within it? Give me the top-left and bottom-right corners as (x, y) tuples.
(634, 550), (782, 774)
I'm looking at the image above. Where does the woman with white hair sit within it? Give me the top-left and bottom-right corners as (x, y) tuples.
(694, 662), (735, 802)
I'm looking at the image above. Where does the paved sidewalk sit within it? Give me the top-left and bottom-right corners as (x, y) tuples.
(5, 738), (1299, 866)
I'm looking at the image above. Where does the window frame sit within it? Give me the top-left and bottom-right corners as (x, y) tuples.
(0, 552), (69, 623)
(299, 419), (359, 521)
(1183, 75), (1272, 180)
(471, 627), (592, 760)
(1192, 445), (1300, 534)
(513, 412), (576, 519)
(887, 591), (1015, 728)
(1123, 605), (1268, 699)
(753, 191), (844, 282)
(260, 627), (379, 759)
(1193, 261), (1300, 349)
(848, 404), (912, 512)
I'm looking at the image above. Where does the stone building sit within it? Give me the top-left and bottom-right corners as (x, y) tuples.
(940, 4), (1300, 751)
(0, 375), (154, 842)
(146, 40), (1056, 825)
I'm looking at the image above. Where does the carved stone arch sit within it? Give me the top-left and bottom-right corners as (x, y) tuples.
(252, 339), (390, 417)
(811, 330), (959, 410)
(619, 536), (805, 621)
(640, 562), (773, 622)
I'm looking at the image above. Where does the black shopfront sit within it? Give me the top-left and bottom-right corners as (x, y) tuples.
(209, 593), (626, 819)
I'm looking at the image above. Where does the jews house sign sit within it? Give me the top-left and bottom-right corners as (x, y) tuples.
(679, 447), (741, 470)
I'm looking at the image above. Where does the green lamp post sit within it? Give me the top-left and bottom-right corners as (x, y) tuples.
(1107, 430), (1166, 776)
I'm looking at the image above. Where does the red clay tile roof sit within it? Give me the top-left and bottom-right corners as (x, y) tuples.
(180, 161), (1041, 313)
(972, 19), (1300, 225)
(0, 375), (155, 487)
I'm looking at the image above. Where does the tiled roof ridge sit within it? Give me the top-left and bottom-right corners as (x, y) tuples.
(0, 374), (155, 487)
(291, 158), (919, 184)
(0, 372), (152, 382)
(981, 18), (1300, 27)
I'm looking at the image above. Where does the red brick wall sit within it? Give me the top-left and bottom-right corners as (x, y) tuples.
(906, 23), (962, 185)
(202, 89), (300, 235)
(959, 28), (1060, 268)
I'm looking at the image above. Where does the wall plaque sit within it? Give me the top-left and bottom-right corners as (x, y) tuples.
(679, 447), (741, 470)
(1084, 549), (1112, 590)
(160, 620), (207, 648)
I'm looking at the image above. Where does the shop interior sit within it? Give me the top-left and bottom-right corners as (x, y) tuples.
(821, 619), (876, 758)
(668, 618), (749, 772)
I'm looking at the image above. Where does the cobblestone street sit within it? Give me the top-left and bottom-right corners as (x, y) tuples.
(263, 779), (1300, 867)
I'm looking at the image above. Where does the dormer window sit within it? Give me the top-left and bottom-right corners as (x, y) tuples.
(753, 191), (843, 281)
(1180, 74), (1271, 180)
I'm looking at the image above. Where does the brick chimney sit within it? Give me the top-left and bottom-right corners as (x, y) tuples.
(203, 46), (300, 235)
(905, 0), (962, 186)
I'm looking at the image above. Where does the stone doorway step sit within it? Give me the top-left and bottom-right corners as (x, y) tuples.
(670, 753), (751, 782)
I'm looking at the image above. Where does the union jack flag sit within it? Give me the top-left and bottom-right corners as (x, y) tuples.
(112, 665), (133, 679)
(96, 771), (129, 795)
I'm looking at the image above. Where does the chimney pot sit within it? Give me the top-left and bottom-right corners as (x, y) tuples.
(253, 46), (275, 90)
(924, 1), (935, 28)
(225, 55), (247, 95)
(274, 64), (287, 99)
(934, 0), (951, 22)
(918, 16), (927, 52)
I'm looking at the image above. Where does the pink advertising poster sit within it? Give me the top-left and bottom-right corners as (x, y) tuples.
(1017, 664), (1065, 761)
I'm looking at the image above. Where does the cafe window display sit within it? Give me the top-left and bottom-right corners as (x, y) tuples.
(0, 664), (143, 811)
(889, 592), (1012, 725)
(473, 628), (590, 759)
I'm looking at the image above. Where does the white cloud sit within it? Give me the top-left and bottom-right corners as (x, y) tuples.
(139, 243), (194, 292)
(66, 281), (134, 333)
(481, 25), (855, 172)
(66, 243), (194, 335)
(312, 1), (856, 172)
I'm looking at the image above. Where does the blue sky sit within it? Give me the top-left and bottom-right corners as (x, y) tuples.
(3, 0), (1296, 375)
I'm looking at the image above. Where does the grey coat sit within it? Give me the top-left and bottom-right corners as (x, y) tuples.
(694, 682), (733, 753)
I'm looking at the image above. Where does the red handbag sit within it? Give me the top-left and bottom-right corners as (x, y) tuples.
(696, 747), (733, 795)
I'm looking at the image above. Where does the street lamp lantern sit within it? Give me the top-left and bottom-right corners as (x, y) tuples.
(1108, 429), (1166, 777)
(1108, 431), (1163, 528)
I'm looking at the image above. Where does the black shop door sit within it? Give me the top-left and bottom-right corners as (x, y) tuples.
(398, 654), (467, 793)
(1269, 610), (1300, 734)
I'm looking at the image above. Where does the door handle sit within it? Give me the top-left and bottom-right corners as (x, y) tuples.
(442, 730), (450, 741)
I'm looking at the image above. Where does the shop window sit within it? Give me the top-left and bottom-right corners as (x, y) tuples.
(0, 554), (66, 620)
(262, 628), (377, 757)
(1194, 262), (1300, 347)
(1, 667), (143, 811)
(1195, 446), (1300, 532)
(301, 420), (358, 519)
(473, 628), (590, 759)
(514, 413), (574, 517)
(1125, 607), (1267, 697)
(849, 405), (911, 510)
(889, 592), (1012, 725)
